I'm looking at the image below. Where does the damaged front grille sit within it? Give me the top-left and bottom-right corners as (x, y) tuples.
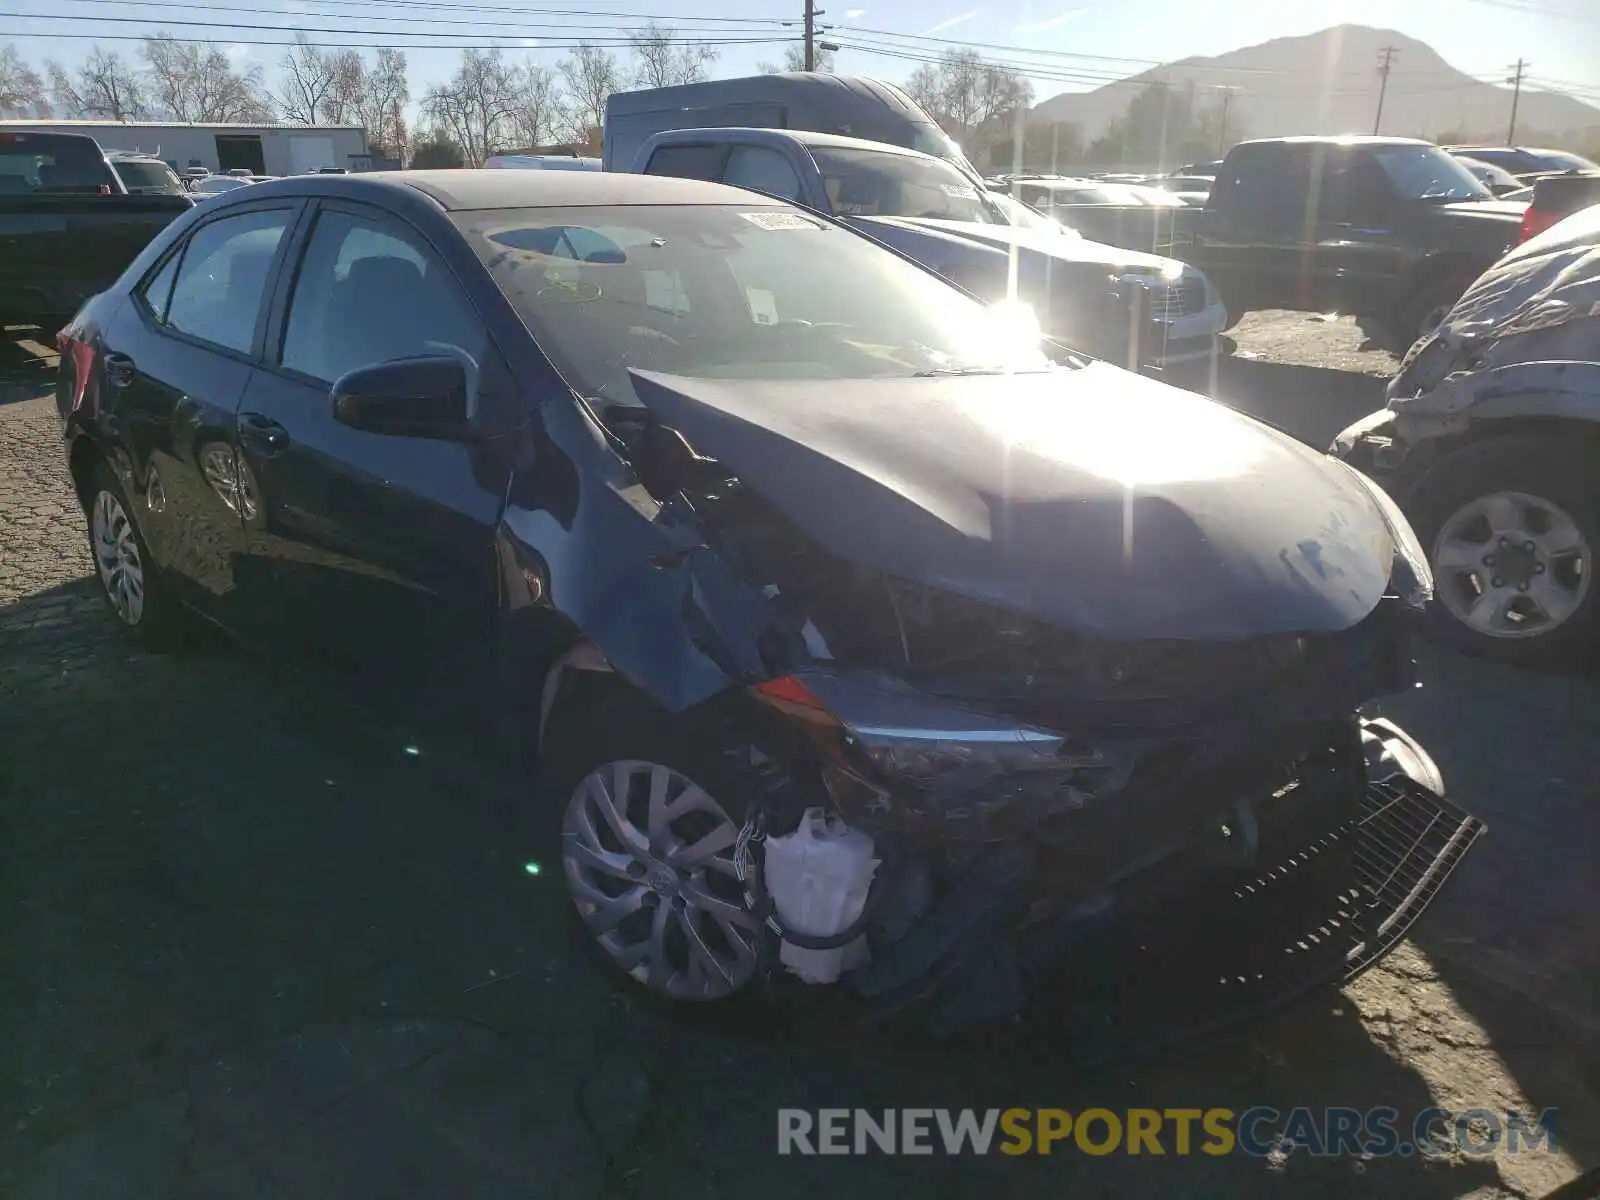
(992, 777), (1484, 1060)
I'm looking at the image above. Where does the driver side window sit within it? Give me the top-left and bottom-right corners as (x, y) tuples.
(280, 209), (485, 385)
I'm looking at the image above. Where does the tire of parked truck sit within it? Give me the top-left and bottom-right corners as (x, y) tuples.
(531, 684), (770, 1009)
(1410, 434), (1600, 667)
(1389, 266), (1481, 355)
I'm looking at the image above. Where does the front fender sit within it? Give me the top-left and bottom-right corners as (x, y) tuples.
(1392, 360), (1600, 437)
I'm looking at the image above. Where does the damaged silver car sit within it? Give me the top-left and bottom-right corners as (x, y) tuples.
(1335, 201), (1600, 666)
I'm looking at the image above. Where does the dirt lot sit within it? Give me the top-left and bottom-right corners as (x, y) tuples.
(1, 315), (1596, 1198)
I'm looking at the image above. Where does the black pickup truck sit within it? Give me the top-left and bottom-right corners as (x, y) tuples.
(1076, 136), (1529, 352)
(0, 130), (192, 328)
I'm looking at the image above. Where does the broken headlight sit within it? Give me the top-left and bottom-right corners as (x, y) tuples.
(1340, 462), (1433, 609)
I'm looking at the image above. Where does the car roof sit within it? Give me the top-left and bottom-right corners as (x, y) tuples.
(240, 168), (792, 211)
(1236, 135), (1432, 149)
(643, 126), (932, 160)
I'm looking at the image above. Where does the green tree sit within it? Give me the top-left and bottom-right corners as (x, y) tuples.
(410, 136), (464, 168)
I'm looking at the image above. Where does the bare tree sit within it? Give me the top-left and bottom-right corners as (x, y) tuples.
(141, 35), (273, 122)
(355, 49), (410, 158)
(421, 49), (518, 166)
(507, 60), (565, 149)
(627, 22), (717, 89)
(758, 44), (834, 73)
(0, 44), (48, 117)
(905, 50), (1031, 143)
(323, 49), (364, 124)
(47, 48), (146, 120)
(558, 41), (620, 145)
(276, 33), (336, 123)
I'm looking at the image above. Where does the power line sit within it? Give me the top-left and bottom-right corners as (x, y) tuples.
(42, 0), (797, 25)
(1373, 44), (1397, 133)
(0, 26), (797, 49)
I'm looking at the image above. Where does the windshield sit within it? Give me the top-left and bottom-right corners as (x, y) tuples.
(458, 204), (1050, 416)
(808, 146), (1003, 224)
(197, 177), (249, 194)
(1372, 145), (1491, 202)
(989, 191), (1077, 235)
(111, 160), (184, 195)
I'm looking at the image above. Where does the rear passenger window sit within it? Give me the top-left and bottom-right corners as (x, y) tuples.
(643, 144), (726, 181)
(137, 252), (180, 322)
(723, 146), (802, 202)
(165, 209), (290, 353)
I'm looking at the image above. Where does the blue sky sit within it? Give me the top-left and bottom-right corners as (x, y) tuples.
(1, 0), (1594, 117)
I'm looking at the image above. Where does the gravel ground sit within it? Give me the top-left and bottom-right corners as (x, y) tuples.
(1, 316), (1596, 1198)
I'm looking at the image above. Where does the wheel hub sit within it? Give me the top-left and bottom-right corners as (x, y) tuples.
(1482, 537), (1540, 589)
(645, 864), (680, 896)
(1432, 489), (1591, 640)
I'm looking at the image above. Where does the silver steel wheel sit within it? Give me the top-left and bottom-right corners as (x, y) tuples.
(1432, 490), (1591, 640)
(562, 759), (759, 1001)
(91, 489), (146, 627)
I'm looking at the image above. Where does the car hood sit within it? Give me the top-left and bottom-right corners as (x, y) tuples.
(630, 366), (1397, 640)
(1431, 198), (1528, 222)
(851, 214), (1179, 274)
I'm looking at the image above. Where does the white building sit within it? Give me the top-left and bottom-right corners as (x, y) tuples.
(0, 119), (371, 176)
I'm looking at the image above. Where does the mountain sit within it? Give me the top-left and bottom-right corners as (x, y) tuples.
(1031, 25), (1600, 146)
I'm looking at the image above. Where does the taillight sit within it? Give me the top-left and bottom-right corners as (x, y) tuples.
(1520, 205), (1561, 243)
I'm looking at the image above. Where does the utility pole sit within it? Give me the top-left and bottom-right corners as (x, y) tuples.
(1373, 45), (1398, 134)
(1506, 58), (1527, 143)
(1215, 85), (1241, 156)
(803, 0), (815, 70)
(1050, 122), (1060, 174)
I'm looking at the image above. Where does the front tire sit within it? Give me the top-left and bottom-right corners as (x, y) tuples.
(534, 688), (767, 1005)
(85, 463), (185, 645)
(1412, 436), (1598, 666)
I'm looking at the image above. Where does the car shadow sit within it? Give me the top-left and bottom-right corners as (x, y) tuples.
(1166, 355), (1389, 449)
(1, 578), (1578, 1197)
(0, 327), (61, 406)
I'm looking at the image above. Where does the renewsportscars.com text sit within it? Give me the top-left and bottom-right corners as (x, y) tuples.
(777, 1106), (1558, 1157)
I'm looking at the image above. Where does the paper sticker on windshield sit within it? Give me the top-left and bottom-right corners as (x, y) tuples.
(739, 211), (822, 231)
(939, 183), (979, 199)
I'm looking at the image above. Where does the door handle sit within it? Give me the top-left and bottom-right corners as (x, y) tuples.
(237, 411), (290, 456)
(103, 351), (136, 388)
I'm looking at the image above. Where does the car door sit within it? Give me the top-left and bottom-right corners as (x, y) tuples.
(1306, 148), (1410, 314)
(1191, 143), (1312, 311)
(97, 201), (298, 623)
(229, 200), (510, 692)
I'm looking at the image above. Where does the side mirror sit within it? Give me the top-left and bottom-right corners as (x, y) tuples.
(330, 355), (470, 440)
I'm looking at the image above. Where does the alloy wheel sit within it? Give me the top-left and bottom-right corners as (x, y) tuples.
(91, 489), (146, 627)
(1432, 490), (1591, 639)
(562, 760), (760, 1000)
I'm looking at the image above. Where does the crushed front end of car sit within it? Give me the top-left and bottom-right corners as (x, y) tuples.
(537, 361), (1484, 1047)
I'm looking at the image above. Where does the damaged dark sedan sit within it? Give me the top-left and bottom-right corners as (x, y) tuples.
(56, 170), (1482, 1045)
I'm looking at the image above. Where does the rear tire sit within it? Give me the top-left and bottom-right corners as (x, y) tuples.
(84, 462), (187, 647)
(1411, 436), (1599, 667)
(1390, 267), (1479, 355)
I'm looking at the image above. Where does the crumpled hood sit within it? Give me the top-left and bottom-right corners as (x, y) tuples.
(851, 214), (1177, 276)
(630, 366), (1397, 640)
(1388, 203), (1600, 407)
(852, 214), (1181, 274)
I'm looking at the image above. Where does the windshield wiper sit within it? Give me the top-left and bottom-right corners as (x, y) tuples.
(912, 366), (1047, 377)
